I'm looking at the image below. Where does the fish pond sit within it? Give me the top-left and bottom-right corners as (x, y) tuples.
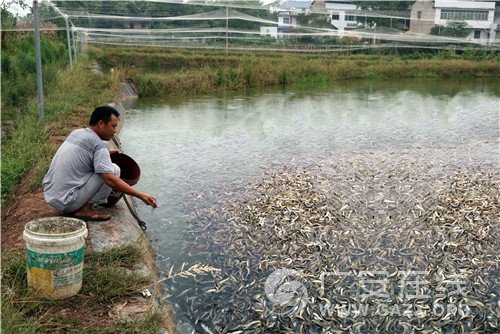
(120, 78), (499, 333)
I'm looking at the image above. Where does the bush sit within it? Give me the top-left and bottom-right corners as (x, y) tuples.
(431, 21), (469, 37)
(1, 35), (68, 122)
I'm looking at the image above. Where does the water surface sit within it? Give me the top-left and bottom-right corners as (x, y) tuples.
(121, 78), (499, 332)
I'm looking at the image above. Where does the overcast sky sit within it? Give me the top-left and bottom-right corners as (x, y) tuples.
(6, 0), (32, 16)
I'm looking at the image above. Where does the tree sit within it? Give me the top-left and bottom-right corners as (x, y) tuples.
(352, 1), (413, 12)
(441, 21), (469, 37)
(1, 6), (17, 29)
(1, 0), (29, 13)
(1, 0), (29, 29)
(431, 21), (469, 38)
(1, 0), (29, 47)
(352, 1), (412, 29)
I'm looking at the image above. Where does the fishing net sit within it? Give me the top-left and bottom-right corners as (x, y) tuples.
(23, 0), (497, 53)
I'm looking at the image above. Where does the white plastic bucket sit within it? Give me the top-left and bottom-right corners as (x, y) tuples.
(23, 217), (88, 299)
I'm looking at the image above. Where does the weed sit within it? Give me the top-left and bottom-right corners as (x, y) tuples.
(1, 245), (161, 334)
(95, 45), (499, 98)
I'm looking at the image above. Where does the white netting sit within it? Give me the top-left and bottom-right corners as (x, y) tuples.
(29, 0), (499, 52)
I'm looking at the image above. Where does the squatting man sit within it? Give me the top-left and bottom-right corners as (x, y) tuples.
(43, 106), (157, 220)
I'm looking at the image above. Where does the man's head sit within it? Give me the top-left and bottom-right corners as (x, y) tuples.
(89, 106), (120, 141)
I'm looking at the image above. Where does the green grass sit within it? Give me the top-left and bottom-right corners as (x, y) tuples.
(1, 245), (163, 334)
(82, 245), (146, 304)
(129, 56), (500, 97)
(87, 45), (500, 98)
(1, 35), (68, 124)
(1, 250), (46, 334)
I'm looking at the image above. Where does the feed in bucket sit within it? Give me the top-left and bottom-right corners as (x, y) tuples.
(23, 217), (88, 299)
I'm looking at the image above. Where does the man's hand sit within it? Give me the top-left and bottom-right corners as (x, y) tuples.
(140, 192), (157, 208)
(101, 173), (157, 208)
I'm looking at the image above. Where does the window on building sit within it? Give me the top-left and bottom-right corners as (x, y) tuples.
(440, 9), (489, 21)
(346, 15), (356, 21)
(474, 30), (481, 39)
(417, 11), (422, 20)
(476, 11), (488, 20)
(283, 17), (290, 25)
(331, 13), (340, 20)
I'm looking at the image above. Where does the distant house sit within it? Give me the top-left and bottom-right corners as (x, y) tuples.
(410, 0), (497, 44)
(324, 0), (359, 33)
(409, 0), (436, 34)
(274, 0), (359, 34)
(276, 0), (314, 31)
(260, 26), (279, 38)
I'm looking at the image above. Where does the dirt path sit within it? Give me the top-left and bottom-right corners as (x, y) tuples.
(1, 179), (62, 251)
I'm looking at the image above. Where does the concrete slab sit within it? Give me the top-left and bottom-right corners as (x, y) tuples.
(87, 198), (144, 252)
(83, 95), (178, 333)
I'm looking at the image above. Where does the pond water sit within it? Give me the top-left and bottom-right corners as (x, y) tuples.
(120, 78), (499, 333)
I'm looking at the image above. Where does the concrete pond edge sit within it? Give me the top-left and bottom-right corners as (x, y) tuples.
(85, 86), (178, 333)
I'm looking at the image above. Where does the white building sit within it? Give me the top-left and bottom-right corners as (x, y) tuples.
(436, 0), (496, 43)
(325, 0), (359, 33)
(276, 0), (314, 31)
(410, 0), (497, 44)
(270, 0), (498, 44)
(260, 26), (279, 38)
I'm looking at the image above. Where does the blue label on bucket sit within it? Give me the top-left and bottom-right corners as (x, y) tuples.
(26, 248), (84, 270)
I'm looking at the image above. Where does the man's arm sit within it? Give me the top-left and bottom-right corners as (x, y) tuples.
(100, 173), (157, 207)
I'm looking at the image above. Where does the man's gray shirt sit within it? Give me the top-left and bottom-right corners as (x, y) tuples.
(43, 128), (115, 211)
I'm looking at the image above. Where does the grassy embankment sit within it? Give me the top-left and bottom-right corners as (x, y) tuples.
(1, 245), (163, 334)
(88, 46), (500, 98)
(1, 36), (167, 333)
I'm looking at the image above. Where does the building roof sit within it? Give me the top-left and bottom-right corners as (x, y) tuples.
(280, 0), (314, 11)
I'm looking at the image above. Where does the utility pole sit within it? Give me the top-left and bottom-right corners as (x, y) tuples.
(64, 15), (73, 68)
(225, 6), (229, 55)
(71, 24), (77, 60)
(33, 0), (44, 122)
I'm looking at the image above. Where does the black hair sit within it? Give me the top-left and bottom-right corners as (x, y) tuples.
(89, 106), (120, 126)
